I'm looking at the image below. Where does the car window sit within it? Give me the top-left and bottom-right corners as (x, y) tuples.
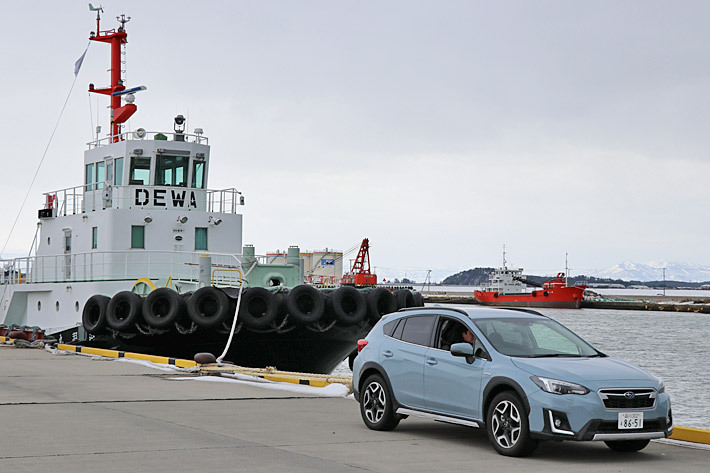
(391, 318), (405, 340)
(529, 323), (580, 354)
(383, 319), (399, 337)
(436, 318), (469, 350)
(474, 317), (598, 357)
(399, 315), (436, 346)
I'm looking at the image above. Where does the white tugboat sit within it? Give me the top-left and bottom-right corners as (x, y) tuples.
(0, 9), (420, 373)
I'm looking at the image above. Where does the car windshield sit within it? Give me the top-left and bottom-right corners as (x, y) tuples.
(473, 317), (600, 357)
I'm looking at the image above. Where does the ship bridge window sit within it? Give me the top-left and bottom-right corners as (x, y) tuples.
(95, 162), (105, 190)
(156, 155), (188, 187)
(85, 163), (94, 190)
(114, 157), (124, 185)
(192, 160), (205, 189)
(129, 156), (151, 185)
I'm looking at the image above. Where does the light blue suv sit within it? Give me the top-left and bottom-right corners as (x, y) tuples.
(352, 307), (672, 457)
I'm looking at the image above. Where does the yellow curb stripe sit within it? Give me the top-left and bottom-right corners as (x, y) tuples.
(670, 425), (710, 445)
(199, 365), (352, 390)
(56, 344), (197, 368)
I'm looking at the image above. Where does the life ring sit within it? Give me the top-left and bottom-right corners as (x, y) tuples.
(531, 291), (537, 297)
(107, 291), (143, 331)
(493, 293), (499, 298)
(543, 291), (549, 297)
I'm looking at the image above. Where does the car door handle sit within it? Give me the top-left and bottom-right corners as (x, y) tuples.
(426, 357), (438, 366)
(383, 350), (393, 358)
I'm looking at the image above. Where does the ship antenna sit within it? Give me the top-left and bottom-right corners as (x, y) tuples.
(89, 3), (103, 33)
(87, 9), (144, 142)
(502, 244), (507, 269)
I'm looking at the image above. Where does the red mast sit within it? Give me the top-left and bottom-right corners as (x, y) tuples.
(87, 9), (136, 142)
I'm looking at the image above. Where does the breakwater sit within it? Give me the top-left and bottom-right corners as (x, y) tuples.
(422, 293), (710, 313)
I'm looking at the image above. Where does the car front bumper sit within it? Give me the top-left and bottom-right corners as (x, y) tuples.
(526, 388), (673, 441)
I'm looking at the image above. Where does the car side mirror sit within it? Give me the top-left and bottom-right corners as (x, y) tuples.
(451, 342), (476, 364)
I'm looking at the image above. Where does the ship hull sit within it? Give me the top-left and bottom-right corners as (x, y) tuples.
(61, 322), (370, 374)
(474, 286), (585, 309)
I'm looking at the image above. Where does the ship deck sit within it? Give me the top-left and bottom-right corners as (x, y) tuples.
(1, 346), (708, 472)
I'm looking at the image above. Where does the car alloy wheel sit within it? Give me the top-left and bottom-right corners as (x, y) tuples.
(359, 374), (400, 431)
(486, 391), (538, 457)
(491, 399), (521, 448)
(363, 380), (386, 424)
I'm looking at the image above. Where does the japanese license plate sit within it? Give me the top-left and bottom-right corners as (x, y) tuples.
(618, 412), (643, 429)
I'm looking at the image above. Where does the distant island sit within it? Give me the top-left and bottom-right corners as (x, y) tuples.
(441, 267), (710, 289)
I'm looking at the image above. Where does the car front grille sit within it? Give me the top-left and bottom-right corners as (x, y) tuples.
(598, 388), (656, 409)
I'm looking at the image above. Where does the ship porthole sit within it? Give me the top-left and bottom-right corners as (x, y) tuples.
(75, 301), (80, 312)
(56, 301), (60, 312)
(47, 237), (51, 245)
(37, 301), (42, 311)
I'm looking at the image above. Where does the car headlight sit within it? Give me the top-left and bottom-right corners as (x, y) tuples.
(658, 380), (665, 394)
(531, 376), (589, 395)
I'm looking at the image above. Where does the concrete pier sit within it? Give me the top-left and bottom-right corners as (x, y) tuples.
(1, 346), (708, 472)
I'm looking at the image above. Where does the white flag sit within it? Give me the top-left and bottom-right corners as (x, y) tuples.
(74, 47), (88, 77)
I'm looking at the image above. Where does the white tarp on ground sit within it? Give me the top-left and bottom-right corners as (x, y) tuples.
(50, 346), (352, 398)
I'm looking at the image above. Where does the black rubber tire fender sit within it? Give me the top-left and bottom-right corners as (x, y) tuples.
(330, 286), (367, 326)
(238, 287), (278, 329)
(485, 391), (538, 457)
(106, 291), (143, 331)
(187, 286), (232, 329)
(177, 291), (194, 323)
(286, 285), (325, 324)
(82, 295), (110, 335)
(412, 291), (424, 307)
(366, 287), (397, 324)
(142, 288), (186, 329)
(394, 289), (415, 309)
(359, 374), (400, 431)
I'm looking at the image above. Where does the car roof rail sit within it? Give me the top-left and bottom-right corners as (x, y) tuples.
(397, 306), (469, 317)
(492, 307), (548, 318)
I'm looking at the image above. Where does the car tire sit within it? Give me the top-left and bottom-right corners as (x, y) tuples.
(486, 391), (538, 457)
(359, 374), (400, 431)
(604, 439), (650, 452)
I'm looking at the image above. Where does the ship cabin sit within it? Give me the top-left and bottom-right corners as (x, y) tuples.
(13, 124), (245, 287)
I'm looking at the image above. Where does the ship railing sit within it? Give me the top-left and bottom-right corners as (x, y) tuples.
(0, 250), (274, 286)
(41, 185), (243, 215)
(87, 131), (208, 149)
(0, 250), (272, 286)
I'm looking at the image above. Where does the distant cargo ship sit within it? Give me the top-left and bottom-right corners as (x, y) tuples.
(474, 267), (587, 309)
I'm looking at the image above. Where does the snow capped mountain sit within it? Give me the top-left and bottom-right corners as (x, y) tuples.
(588, 262), (710, 282)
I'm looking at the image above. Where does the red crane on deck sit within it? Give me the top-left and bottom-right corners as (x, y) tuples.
(341, 238), (378, 287)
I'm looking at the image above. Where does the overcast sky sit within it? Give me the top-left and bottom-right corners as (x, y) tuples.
(1, 1), (708, 282)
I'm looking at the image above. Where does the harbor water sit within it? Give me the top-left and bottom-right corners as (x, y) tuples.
(335, 303), (710, 430)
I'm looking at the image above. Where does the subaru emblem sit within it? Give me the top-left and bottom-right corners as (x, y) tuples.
(624, 391), (636, 399)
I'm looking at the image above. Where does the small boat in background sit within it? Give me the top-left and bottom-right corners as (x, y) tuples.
(474, 266), (587, 309)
